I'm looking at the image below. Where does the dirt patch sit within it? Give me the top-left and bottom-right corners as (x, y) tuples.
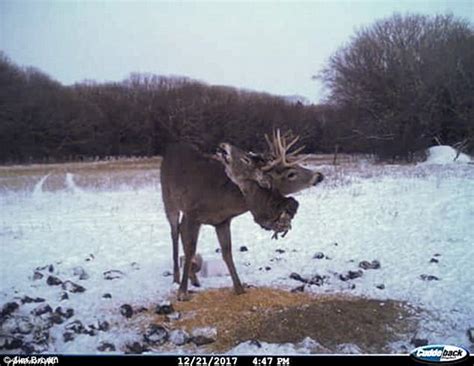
(148, 287), (417, 353)
(255, 296), (415, 353)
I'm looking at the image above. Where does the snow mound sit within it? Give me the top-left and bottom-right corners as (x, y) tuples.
(423, 146), (471, 165)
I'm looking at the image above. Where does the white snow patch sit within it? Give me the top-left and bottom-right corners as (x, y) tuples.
(191, 327), (217, 340)
(32, 174), (50, 196)
(65, 173), (83, 194)
(228, 337), (330, 354)
(337, 343), (363, 354)
(169, 329), (190, 346)
(422, 146), (471, 165)
(200, 259), (229, 278)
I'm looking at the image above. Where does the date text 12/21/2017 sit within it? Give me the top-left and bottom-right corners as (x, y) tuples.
(177, 357), (237, 366)
(176, 356), (291, 366)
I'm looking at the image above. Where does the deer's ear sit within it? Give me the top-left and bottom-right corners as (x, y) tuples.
(249, 152), (266, 165)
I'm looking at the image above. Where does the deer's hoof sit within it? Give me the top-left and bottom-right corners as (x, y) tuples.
(191, 279), (201, 287)
(177, 291), (192, 302)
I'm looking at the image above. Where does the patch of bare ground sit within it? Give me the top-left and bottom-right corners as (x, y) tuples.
(149, 287), (418, 353)
(0, 157), (162, 191)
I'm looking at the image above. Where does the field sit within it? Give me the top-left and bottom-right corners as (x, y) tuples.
(0, 156), (473, 354)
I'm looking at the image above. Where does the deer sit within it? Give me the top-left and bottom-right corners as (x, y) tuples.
(160, 130), (324, 300)
(216, 131), (312, 237)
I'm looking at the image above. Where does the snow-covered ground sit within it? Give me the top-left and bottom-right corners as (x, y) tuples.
(0, 160), (473, 354)
(422, 145), (471, 165)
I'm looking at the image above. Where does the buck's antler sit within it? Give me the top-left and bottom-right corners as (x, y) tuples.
(262, 129), (308, 171)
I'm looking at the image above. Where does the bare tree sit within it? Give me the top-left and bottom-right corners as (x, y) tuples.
(319, 13), (474, 160)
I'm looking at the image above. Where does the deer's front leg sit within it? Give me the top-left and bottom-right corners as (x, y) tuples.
(215, 220), (245, 295)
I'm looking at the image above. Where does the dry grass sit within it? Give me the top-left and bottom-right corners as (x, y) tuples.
(0, 157), (162, 192)
(0, 157), (162, 176)
(146, 287), (417, 353)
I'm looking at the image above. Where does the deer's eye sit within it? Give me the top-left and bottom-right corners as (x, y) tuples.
(287, 172), (297, 179)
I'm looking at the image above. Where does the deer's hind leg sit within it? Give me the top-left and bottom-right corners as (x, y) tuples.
(178, 214), (201, 301)
(165, 209), (181, 284)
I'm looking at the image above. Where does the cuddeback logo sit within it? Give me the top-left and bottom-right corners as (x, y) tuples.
(411, 345), (469, 363)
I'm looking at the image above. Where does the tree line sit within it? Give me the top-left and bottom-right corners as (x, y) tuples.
(0, 55), (331, 163)
(0, 13), (472, 164)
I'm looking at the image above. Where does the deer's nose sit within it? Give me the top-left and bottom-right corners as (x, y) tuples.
(216, 143), (232, 163)
(217, 143), (227, 156)
(218, 143), (231, 154)
(313, 172), (324, 185)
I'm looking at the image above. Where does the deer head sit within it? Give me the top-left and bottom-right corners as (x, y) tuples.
(216, 130), (324, 196)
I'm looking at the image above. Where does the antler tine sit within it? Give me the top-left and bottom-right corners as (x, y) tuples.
(264, 133), (275, 155)
(288, 144), (306, 157)
(285, 135), (300, 152)
(277, 131), (282, 156)
(276, 129), (284, 149)
(288, 154), (309, 166)
(276, 129), (288, 165)
(269, 130), (276, 156)
(261, 129), (282, 171)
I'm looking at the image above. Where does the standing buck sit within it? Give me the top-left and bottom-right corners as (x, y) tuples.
(160, 131), (324, 300)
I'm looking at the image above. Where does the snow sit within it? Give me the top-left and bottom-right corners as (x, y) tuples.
(228, 337), (327, 354)
(227, 338), (365, 354)
(1, 162), (473, 354)
(422, 146), (471, 165)
(169, 329), (190, 346)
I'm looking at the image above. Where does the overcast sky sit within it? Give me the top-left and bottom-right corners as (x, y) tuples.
(1, 0), (472, 103)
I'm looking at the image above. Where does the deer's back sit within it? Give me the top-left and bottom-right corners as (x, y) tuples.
(160, 143), (247, 225)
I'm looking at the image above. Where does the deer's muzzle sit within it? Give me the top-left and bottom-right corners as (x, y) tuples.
(313, 172), (324, 185)
(216, 143), (232, 164)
